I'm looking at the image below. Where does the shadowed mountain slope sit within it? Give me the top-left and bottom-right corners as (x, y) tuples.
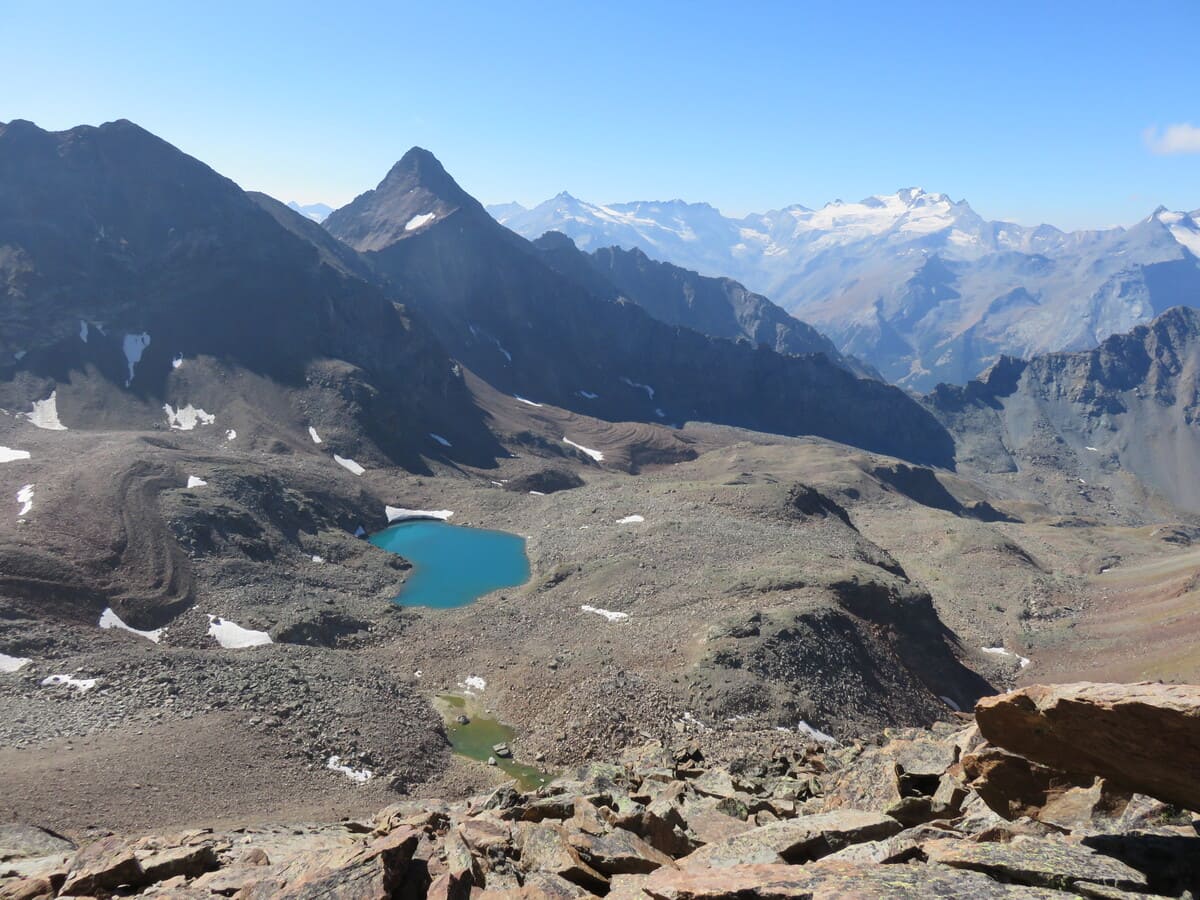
(325, 149), (956, 468)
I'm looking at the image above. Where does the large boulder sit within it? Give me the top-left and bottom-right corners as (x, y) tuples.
(975, 682), (1200, 812)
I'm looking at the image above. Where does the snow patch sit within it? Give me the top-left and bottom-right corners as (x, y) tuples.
(797, 719), (838, 745)
(563, 437), (603, 462)
(0, 447), (31, 463)
(164, 404), (215, 430)
(308, 426), (323, 444)
(581, 604), (628, 622)
(461, 675), (487, 692)
(16, 484), (34, 517)
(172, 353), (183, 369)
(311, 554), (324, 564)
(386, 506), (453, 522)
(24, 392), (66, 430)
(0, 652), (31, 673)
(186, 476), (207, 488)
(334, 455), (365, 475)
(981, 646), (1031, 668)
(620, 377), (655, 399)
(939, 695), (962, 712)
(514, 395), (543, 407)
(616, 514), (644, 524)
(327, 755), (373, 782)
(207, 614), (272, 649)
(404, 213), (436, 231)
(79, 320), (89, 343)
(529, 490), (545, 496)
(225, 429), (237, 441)
(99, 607), (164, 643)
(1085, 446), (1099, 452)
(41, 674), (97, 693)
(430, 433), (452, 447)
(122, 333), (151, 386)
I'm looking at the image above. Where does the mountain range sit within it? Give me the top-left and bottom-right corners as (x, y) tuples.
(492, 191), (1200, 390)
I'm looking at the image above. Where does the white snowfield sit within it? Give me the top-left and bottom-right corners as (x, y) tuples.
(308, 426), (323, 444)
(164, 404), (215, 430)
(430, 433), (452, 447)
(99, 607), (164, 643)
(206, 614), (272, 649)
(581, 604), (629, 622)
(327, 755), (373, 782)
(186, 476), (208, 488)
(386, 506), (453, 522)
(24, 392), (67, 430)
(225, 430), (237, 441)
(0, 652), (31, 673)
(41, 674), (97, 692)
(514, 395), (543, 407)
(405, 212), (437, 231)
(123, 332), (151, 386)
(616, 514), (644, 524)
(0, 447), (31, 463)
(16, 484), (34, 517)
(563, 437), (603, 462)
(461, 675), (487, 692)
(333, 455), (365, 475)
(981, 646), (1031, 668)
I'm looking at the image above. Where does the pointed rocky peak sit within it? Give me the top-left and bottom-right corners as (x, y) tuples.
(325, 146), (486, 252)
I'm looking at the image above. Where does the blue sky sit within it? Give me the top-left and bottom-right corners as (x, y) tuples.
(3, 0), (1198, 228)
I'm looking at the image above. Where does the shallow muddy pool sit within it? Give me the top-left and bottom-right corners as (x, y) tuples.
(436, 695), (553, 790)
(369, 520), (529, 608)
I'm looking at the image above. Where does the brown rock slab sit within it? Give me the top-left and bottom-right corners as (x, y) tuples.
(611, 859), (1062, 899)
(138, 844), (219, 883)
(566, 828), (674, 875)
(923, 835), (1150, 892)
(516, 823), (608, 894)
(963, 745), (1132, 829)
(59, 836), (143, 896)
(678, 810), (901, 868)
(975, 682), (1200, 812)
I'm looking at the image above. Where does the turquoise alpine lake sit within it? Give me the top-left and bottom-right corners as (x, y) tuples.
(369, 520), (530, 608)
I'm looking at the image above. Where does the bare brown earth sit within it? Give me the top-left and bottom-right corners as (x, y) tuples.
(2, 369), (1198, 837)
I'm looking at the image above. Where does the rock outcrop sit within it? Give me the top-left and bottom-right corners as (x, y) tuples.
(975, 682), (1200, 814)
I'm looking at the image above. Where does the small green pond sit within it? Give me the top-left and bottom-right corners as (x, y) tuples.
(369, 519), (530, 608)
(438, 695), (554, 791)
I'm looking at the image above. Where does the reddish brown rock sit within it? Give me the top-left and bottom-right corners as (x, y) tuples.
(59, 836), (144, 896)
(963, 745), (1134, 828)
(677, 810), (900, 868)
(975, 682), (1200, 812)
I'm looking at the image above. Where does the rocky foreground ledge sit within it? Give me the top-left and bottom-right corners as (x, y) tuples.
(2, 682), (1197, 899)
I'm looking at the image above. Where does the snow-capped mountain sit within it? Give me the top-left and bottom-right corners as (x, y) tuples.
(286, 200), (333, 223)
(492, 193), (1200, 390)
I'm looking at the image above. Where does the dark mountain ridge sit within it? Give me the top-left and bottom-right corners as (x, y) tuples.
(0, 119), (500, 468)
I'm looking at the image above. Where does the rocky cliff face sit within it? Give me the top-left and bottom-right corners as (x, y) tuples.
(531, 234), (873, 377)
(927, 306), (1200, 512)
(325, 150), (956, 468)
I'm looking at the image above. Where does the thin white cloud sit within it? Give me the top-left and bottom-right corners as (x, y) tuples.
(1144, 123), (1200, 155)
